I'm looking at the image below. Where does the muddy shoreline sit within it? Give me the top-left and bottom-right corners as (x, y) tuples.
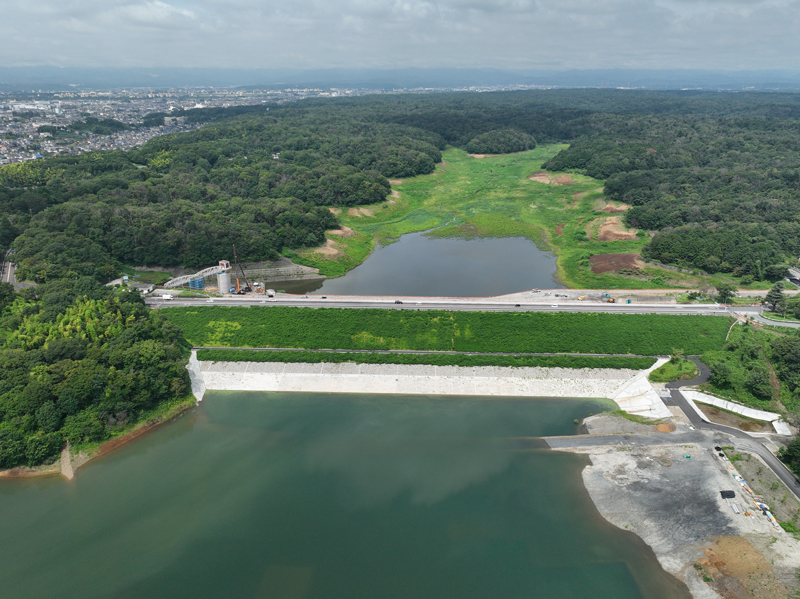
(549, 413), (800, 599)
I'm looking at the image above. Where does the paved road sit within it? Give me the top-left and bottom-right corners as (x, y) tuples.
(751, 313), (800, 329)
(148, 295), (746, 316)
(667, 359), (800, 501)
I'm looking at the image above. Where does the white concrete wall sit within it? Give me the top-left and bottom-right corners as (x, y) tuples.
(188, 352), (672, 418)
(681, 390), (791, 435)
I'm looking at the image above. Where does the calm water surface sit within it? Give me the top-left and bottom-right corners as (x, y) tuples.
(0, 393), (689, 599)
(281, 234), (564, 296)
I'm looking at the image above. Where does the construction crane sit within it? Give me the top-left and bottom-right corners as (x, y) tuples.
(232, 244), (252, 294)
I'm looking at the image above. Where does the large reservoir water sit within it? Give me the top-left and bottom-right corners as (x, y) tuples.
(0, 393), (688, 599)
(285, 234), (564, 296)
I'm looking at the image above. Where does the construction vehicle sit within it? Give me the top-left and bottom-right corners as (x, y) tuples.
(607, 297), (616, 303)
(231, 244), (252, 294)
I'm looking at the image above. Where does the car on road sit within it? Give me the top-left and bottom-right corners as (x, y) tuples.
(551, 304), (558, 308)
(206, 298), (214, 303)
(394, 300), (403, 304)
(515, 304), (520, 307)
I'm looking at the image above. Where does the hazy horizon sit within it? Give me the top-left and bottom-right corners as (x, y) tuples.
(2, 1), (798, 75)
(3, 66), (800, 92)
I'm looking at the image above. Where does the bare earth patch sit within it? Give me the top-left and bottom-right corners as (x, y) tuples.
(528, 171), (575, 185)
(698, 536), (790, 599)
(358, 207), (374, 217)
(587, 216), (637, 241)
(327, 226), (355, 238)
(314, 239), (342, 258)
(528, 171), (552, 184)
(551, 174), (575, 185)
(590, 253), (645, 274)
(554, 224), (565, 236)
(468, 154), (488, 158)
(329, 208), (341, 215)
(390, 190), (400, 199)
(389, 180), (403, 185)
(347, 208), (361, 217)
(594, 198), (631, 213)
(695, 403), (773, 433)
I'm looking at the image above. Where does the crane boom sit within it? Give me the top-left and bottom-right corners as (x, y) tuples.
(232, 245), (252, 293)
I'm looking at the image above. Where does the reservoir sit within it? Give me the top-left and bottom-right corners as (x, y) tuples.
(286, 233), (564, 296)
(0, 393), (689, 599)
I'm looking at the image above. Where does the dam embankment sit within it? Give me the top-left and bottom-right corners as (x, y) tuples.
(188, 352), (672, 417)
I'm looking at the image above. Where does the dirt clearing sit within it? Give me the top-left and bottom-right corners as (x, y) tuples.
(327, 227), (355, 238)
(696, 536), (790, 599)
(329, 208), (341, 215)
(527, 171), (575, 185)
(554, 224), (565, 236)
(389, 180), (403, 185)
(586, 216), (637, 241)
(390, 190), (400, 199)
(595, 200), (631, 214)
(589, 253), (645, 274)
(695, 403), (773, 433)
(314, 239), (342, 258)
(468, 154), (488, 159)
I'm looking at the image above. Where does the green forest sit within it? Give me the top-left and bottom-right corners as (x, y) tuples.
(2, 89), (799, 284)
(0, 279), (191, 470)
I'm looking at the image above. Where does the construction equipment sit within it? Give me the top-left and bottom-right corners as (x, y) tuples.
(232, 244), (252, 294)
(607, 297), (616, 303)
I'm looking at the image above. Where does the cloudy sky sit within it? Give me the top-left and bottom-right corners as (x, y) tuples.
(2, 0), (798, 70)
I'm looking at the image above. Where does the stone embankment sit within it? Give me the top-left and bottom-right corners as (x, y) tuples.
(188, 352), (672, 418)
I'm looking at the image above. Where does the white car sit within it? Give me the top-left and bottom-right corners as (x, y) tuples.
(551, 304), (558, 308)
(206, 298), (214, 303)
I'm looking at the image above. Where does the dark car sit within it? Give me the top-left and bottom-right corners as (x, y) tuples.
(394, 300), (403, 304)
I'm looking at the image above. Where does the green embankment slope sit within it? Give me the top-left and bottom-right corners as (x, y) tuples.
(166, 306), (731, 356)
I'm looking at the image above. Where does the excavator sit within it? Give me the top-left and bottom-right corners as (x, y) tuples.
(232, 244), (252, 294)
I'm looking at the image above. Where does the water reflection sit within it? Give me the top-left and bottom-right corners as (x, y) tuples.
(279, 233), (564, 296)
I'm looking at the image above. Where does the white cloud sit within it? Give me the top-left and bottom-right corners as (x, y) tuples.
(0, 0), (798, 69)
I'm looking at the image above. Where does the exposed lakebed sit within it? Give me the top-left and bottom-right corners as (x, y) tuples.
(282, 233), (564, 296)
(0, 392), (688, 599)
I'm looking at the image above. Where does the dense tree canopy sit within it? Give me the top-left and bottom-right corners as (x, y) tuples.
(0, 280), (189, 468)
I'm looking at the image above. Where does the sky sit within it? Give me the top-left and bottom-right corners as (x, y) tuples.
(2, 0), (799, 70)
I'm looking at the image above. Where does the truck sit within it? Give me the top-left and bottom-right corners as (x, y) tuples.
(161, 294), (174, 300)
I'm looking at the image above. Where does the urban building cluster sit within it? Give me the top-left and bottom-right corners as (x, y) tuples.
(0, 83), (549, 166)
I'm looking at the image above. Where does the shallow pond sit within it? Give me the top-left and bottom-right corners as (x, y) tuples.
(0, 393), (689, 599)
(281, 233), (564, 296)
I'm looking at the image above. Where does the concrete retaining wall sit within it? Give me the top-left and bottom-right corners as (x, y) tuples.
(188, 352), (672, 418)
(681, 390), (791, 435)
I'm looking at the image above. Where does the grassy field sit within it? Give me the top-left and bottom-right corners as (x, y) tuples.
(121, 266), (173, 286)
(289, 147), (753, 290)
(164, 306), (732, 356)
(648, 358), (699, 383)
(196, 349), (656, 370)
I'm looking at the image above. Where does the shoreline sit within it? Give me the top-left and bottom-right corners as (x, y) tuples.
(548, 413), (800, 598)
(0, 398), (196, 481)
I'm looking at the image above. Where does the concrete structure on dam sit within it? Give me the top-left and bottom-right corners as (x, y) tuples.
(186, 352), (673, 419)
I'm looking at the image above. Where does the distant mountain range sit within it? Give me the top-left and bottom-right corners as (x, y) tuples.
(2, 67), (800, 92)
